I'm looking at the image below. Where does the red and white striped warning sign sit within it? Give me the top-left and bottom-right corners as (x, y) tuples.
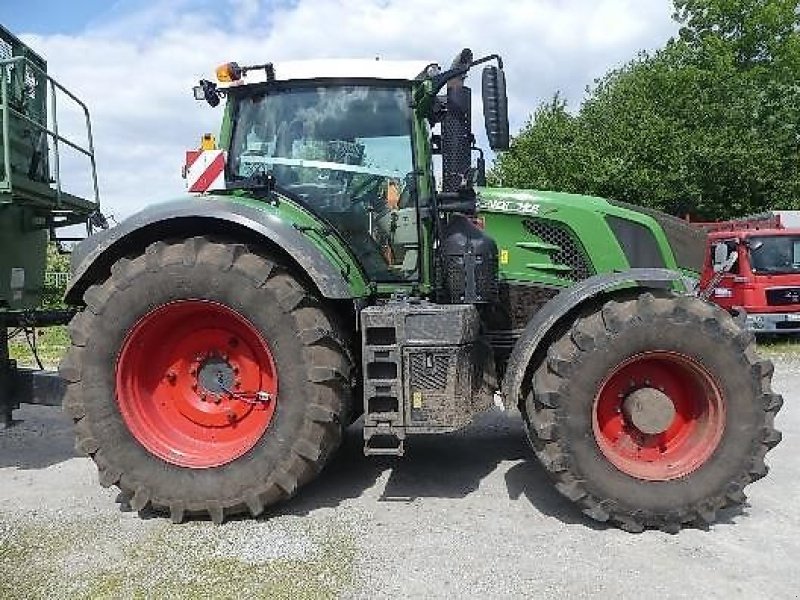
(185, 150), (226, 193)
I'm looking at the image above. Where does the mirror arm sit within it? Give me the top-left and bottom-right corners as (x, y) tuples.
(430, 54), (504, 94)
(470, 53), (503, 70)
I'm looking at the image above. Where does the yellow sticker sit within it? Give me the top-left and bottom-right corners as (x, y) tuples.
(412, 391), (423, 408)
(500, 249), (509, 265)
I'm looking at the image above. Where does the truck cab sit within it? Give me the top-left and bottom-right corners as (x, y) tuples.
(701, 228), (800, 333)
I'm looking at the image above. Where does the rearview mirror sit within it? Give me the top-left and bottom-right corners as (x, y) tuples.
(481, 65), (509, 151)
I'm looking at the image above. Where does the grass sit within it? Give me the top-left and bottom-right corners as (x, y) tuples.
(7, 326), (69, 369)
(755, 335), (800, 357)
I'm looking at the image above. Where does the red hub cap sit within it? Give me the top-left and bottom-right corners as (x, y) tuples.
(592, 351), (725, 481)
(116, 300), (278, 468)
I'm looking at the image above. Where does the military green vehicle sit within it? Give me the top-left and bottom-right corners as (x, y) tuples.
(0, 25), (101, 426)
(60, 49), (782, 532)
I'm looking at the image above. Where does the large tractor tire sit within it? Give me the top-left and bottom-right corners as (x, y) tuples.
(525, 292), (782, 532)
(60, 237), (353, 523)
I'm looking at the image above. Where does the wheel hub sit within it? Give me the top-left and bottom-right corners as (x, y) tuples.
(622, 387), (676, 435)
(173, 349), (254, 428)
(196, 354), (237, 398)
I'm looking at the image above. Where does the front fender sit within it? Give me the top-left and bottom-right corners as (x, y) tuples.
(500, 268), (683, 410)
(66, 195), (367, 304)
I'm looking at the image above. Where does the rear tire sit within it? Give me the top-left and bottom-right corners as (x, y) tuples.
(525, 292), (782, 532)
(60, 236), (353, 523)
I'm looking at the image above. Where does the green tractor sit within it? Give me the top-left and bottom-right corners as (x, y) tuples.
(0, 25), (101, 426)
(61, 49), (781, 532)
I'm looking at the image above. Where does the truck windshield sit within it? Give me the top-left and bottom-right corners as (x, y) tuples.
(227, 83), (418, 282)
(749, 236), (800, 274)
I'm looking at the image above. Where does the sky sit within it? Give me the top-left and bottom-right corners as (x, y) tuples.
(1, 0), (678, 221)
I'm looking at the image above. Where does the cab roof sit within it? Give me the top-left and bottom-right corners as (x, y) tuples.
(224, 59), (433, 86)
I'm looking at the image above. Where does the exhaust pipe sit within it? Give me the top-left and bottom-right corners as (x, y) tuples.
(441, 84), (472, 193)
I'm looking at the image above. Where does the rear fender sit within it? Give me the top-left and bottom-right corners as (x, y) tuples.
(500, 268), (683, 410)
(65, 196), (366, 304)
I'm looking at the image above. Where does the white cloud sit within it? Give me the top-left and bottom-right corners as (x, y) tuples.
(20, 0), (676, 219)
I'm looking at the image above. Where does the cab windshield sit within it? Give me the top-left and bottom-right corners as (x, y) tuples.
(228, 83), (419, 282)
(749, 236), (800, 274)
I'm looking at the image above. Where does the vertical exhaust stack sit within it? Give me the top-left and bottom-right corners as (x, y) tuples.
(440, 49), (474, 194)
(435, 49), (499, 305)
(441, 84), (472, 193)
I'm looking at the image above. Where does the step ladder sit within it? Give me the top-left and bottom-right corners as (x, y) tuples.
(361, 309), (405, 456)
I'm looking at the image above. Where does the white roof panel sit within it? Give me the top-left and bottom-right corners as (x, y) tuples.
(226, 59), (433, 86)
(776, 210), (800, 228)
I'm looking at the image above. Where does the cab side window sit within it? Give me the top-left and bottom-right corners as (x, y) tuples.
(710, 240), (739, 274)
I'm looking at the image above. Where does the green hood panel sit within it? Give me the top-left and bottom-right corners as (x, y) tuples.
(477, 187), (682, 286)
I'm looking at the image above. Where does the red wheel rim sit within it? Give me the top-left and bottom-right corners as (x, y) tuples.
(592, 351), (725, 481)
(116, 300), (278, 468)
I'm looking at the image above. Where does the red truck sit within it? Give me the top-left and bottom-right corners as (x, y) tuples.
(698, 212), (800, 333)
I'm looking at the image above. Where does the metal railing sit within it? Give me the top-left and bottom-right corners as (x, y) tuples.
(0, 55), (100, 208)
(44, 272), (69, 288)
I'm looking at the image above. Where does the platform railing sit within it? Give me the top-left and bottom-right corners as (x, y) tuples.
(0, 55), (99, 209)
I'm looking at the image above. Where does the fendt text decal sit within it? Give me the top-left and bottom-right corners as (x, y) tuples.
(478, 198), (542, 215)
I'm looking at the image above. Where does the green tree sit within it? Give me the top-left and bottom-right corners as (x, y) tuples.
(492, 0), (800, 219)
(489, 93), (582, 191)
(42, 242), (70, 308)
(46, 242), (71, 273)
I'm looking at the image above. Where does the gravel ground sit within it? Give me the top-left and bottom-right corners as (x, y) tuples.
(1, 354), (798, 599)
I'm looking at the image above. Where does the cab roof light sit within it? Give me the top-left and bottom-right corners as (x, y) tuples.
(216, 62), (243, 83)
(215, 62), (275, 84)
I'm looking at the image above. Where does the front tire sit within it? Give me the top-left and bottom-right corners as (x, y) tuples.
(60, 237), (353, 523)
(525, 292), (782, 532)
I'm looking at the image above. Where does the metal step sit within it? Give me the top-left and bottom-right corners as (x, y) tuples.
(363, 423), (405, 457)
(361, 307), (406, 457)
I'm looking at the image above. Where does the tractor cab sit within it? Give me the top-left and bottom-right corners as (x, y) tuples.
(191, 51), (509, 292)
